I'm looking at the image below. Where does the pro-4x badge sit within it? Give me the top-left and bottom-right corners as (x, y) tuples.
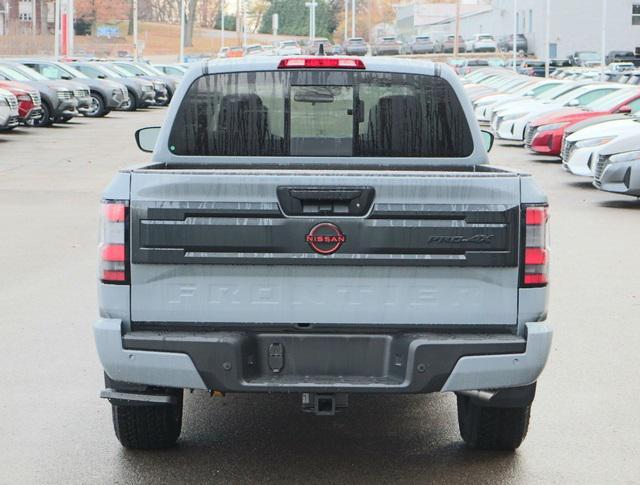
(305, 223), (346, 255)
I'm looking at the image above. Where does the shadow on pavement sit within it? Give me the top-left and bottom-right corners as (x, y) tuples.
(109, 393), (522, 483)
(599, 198), (640, 209)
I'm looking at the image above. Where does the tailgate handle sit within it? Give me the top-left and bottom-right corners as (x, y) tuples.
(277, 186), (375, 216)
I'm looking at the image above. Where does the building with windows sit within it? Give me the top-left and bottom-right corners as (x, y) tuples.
(1, 0), (48, 35)
(394, 0), (640, 59)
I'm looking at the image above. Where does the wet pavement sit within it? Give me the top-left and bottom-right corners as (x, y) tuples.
(1, 109), (639, 484)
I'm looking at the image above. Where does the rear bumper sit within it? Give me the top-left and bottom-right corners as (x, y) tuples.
(94, 319), (552, 394)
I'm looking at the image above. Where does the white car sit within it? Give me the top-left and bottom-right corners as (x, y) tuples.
(0, 88), (19, 130)
(470, 34), (498, 53)
(276, 40), (302, 56)
(593, 133), (640, 196)
(492, 84), (624, 141)
(562, 117), (640, 176)
(474, 80), (566, 122)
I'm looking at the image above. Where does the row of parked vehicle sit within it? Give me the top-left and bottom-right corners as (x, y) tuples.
(0, 58), (188, 131)
(464, 68), (640, 198)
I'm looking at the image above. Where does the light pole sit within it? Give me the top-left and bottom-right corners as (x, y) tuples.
(179, 0), (185, 63)
(242, 0), (247, 49)
(133, 0), (139, 60)
(453, 0), (460, 56)
(600, 0), (607, 78)
(544, 0), (550, 77)
(220, 0), (224, 51)
(54, 0), (60, 58)
(512, 0), (517, 71)
(305, 1), (317, 40)
(67, 0), (74, 56)
(351, 0), (355, 38)
(344, 0), (348, 41)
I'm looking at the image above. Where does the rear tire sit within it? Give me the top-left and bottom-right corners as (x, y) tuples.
(457, 394), (531, 451)
(111, 391), (183, 449)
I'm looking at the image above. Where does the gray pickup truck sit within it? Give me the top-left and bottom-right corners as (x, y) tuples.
(95, 56), (552, 452)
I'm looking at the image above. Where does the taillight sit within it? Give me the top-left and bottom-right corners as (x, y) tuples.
(278, 58), (365, 69)
(522, 205), (549, 287)
(99, 200), (129, 284)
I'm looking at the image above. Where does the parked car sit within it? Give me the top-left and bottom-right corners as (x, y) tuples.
(0, 88), (19, 131)
(276, 40), (303, 56)
(372, 36), (403, 56)
(498, 34), (528, 53)
(18, 59), (128, 117)
(245, 44), (266, 56)
(0, 79), (42, 126)
(0, 63), (77, 127)
(109, 61), (174, 105)
(96, 56), (551, 452)
(305, 38), (334, 55)
(493, 82), (622, 142)
(525, 87), (640, 155)
(518, 60), (556, 77)
(605, 50), (640, 66)
(153, 64), (187, 77)
(593, 134), (640, 196)
(607, 62), (635, 73)
(343, 37), (369, 56)
(473, 79), (566, 122)
(70, 62), (155, 112)
(568, 51), (600, 67)
(441, 35), (466, 53)
(469, 34), (497, 53)
(407, 35), (439, 54)
(562, 116), (640, 176)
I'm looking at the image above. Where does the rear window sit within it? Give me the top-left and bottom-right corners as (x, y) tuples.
(169, 70), (474, 158)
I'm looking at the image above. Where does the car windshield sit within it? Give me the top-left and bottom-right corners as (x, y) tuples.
(537, 83), (578, 101)
(9, 64), (48, 81)
(586, 88), (638, 111)
(105, 63), (135, 78)
(59, 63), (90, 79)
(114, 63), (146, 76)
(136, 63), (164, 76)
(280, 41), (297, 47)
(0, 65), (31, 81)
(169, 70), (473, 158)
(349, 38), (365, 43)
(478, 35), (494, 40)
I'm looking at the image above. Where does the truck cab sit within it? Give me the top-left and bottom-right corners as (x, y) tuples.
(95, 56), (552, 452)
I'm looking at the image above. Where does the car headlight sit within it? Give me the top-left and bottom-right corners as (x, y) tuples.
(536, 122), (569, 133)
(0, 97), (8, 106)
(609, 150), (640, 163)
(575, 136), (616, 148)
(142, 84), (153, 92)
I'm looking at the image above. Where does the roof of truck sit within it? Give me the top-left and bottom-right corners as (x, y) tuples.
(200, 56), (440, 78)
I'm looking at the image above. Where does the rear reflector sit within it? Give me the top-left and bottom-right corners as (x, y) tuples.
(100, 200), (129, 284)
(522, 205), (549, 288)
(278, 58), (366, 69)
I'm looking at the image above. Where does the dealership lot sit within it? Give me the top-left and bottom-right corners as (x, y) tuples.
(1, 111), (639, 484)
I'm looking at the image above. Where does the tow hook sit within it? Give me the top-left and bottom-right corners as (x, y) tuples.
(302, 393), (349, 416)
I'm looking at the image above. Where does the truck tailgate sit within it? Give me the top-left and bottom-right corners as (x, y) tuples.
(129, 169), (521, 326)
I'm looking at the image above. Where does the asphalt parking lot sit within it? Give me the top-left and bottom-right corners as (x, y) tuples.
(1, 110), (639, 485)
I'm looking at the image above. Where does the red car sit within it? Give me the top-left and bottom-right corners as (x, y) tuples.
(0, 80), (42, 125)
(525, 87), (640, 155)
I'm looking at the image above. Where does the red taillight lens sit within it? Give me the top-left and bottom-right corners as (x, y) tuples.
(278, 57), (366, 69)
(99, 200), (129, 284)
(522, 205), (549, 287)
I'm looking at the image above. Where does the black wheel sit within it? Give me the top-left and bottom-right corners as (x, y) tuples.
(122, 90), (138, 112)
(26, 100), (52, 127)
(84, 92), (108, 117)
(457, 394), (531, 451)
(111, 391), (183, 449)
